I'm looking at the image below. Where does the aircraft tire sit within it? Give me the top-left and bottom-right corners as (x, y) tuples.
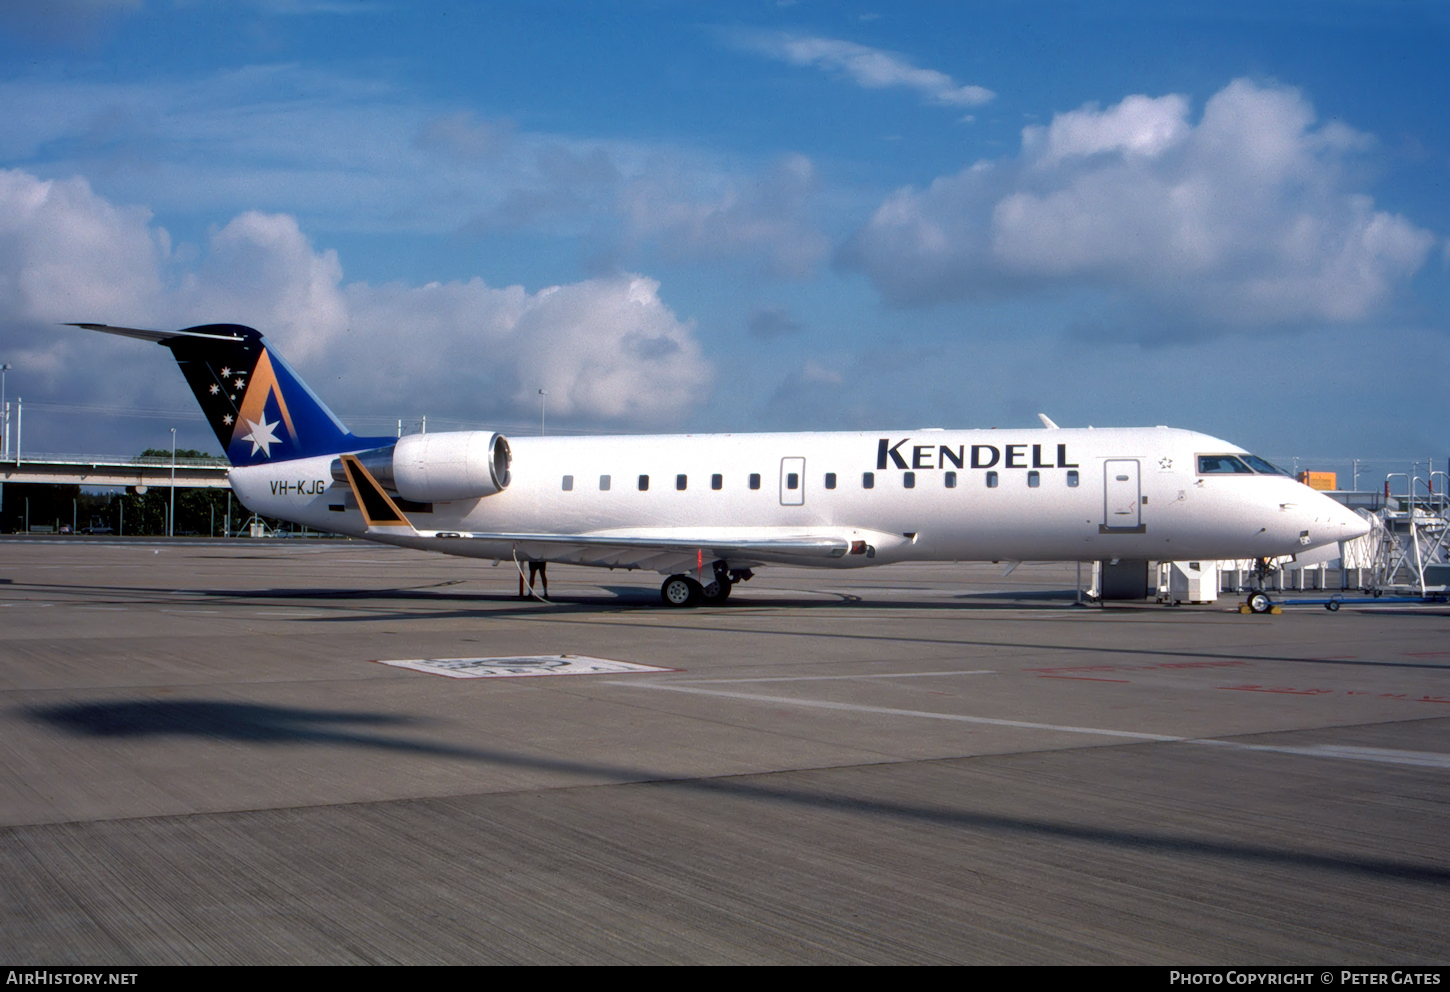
(1247, 592), (1272, 614)
(661, 574), (700, 608)
(700, 578), (732, 604)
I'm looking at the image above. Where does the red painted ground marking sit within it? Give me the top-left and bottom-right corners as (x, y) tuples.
(1152, 661), (1249, 669)
(1218, 685), (1335, 695)
(1405, 651), (1450, 658)
(1217, 686), (1450, 704)
(1038, 675), (1132, 683)
(1027, 660), (1247, 675)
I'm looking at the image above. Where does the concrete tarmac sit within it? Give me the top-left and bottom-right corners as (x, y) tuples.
(1, 537), (1447, 964)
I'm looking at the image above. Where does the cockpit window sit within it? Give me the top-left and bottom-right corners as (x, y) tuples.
(1198, 454), (1254, 474)
(1241, 454), (1289, 476)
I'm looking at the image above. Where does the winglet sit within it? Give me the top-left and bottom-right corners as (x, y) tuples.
(1038, 413), (1060, 430)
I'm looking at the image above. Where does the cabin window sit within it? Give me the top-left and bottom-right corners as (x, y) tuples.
(562, 475), (573, 491)
(903, 472), (916, 489)
(944, 471), (957, 488)
(825, 473), (836, 490)
(711, 474), (722, 490)
(749, 473), (761, 490)
(1067, 470), (1079, 487)
(638, 474), (649, 491)
(676, 474), (687, 491)
(986, 471), (999, 488)
(599, 475), (611, 491)
(786, 473), (799, 490)
(1028, 471), (1040, 488)
(862, 472), (875, 489)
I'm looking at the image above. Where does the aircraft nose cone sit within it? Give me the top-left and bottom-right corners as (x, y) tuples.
(1315, 492), (1370, 541)
(1338, 505), (1372, 541)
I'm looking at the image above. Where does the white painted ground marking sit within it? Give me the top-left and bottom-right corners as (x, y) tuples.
(605, 683), (1450, 770)
(1193, 741), (1450, 770)
(378, 655), (676, 679)
(672, 670), (996, 684)
(604, 682), (1179, 740)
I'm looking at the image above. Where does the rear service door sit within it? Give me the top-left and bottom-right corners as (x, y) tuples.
(1102, 459), (1143, 532)
(780, 457), (805, 506)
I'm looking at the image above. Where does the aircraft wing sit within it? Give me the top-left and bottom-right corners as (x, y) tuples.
(336, 453), (859, 568)
(418, 529), (853, 575)
(440, 530), (848, 558)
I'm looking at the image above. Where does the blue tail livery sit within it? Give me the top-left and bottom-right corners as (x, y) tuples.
(69, 323), (394, 466)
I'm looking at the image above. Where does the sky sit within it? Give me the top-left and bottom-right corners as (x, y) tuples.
(0, 0), (1447, 485)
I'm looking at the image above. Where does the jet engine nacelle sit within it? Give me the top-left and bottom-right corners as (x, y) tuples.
(392, 431), (512, 503)
(332, 431), (513, 503)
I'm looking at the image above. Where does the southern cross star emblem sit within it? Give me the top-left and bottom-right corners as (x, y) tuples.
(222, 414), (234, 426)
(241, 416), (281, 457)
(208, 383), (220, 395)
(219, 367), (231, 378)
(234, 378), (246, 391)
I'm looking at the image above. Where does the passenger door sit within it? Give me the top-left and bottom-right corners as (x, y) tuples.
(1102, 459), (1143, 532)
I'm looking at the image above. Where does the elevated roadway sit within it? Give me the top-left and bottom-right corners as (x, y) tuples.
(0, 452), (230, 489)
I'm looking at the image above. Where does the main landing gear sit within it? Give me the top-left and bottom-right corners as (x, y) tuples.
(660, 565), (750, 607)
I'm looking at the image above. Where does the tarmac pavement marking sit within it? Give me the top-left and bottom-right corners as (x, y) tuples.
(605, 682), (1450, 770)
(602, 681), (1181, 741)
(668, 670), (997, 684)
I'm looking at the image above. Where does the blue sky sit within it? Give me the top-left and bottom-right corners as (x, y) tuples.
(1, 1), (1447, 484)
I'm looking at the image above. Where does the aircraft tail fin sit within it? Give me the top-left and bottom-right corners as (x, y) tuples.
(71, 323), (388, 467)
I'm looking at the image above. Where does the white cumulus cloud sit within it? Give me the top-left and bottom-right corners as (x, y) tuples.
(0, 168), (163, 323)
(0, 169), (711, 435)
(842, 79), (1437, 333)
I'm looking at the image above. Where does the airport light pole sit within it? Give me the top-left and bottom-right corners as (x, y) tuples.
(1, 363), (10, 460)
(539, 388), (547, 436)
(169, 428), (176, 538)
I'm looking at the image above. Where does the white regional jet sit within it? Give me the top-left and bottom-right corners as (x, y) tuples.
(74, 323), (1369, 608)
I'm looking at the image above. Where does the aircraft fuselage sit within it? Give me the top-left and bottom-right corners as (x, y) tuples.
(228, 426), (1365, 571)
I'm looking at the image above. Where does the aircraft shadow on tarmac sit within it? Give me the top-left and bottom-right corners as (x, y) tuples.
(22, 698), (1450, 887)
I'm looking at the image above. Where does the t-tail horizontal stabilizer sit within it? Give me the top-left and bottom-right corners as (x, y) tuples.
(69, 323), (393, 467)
